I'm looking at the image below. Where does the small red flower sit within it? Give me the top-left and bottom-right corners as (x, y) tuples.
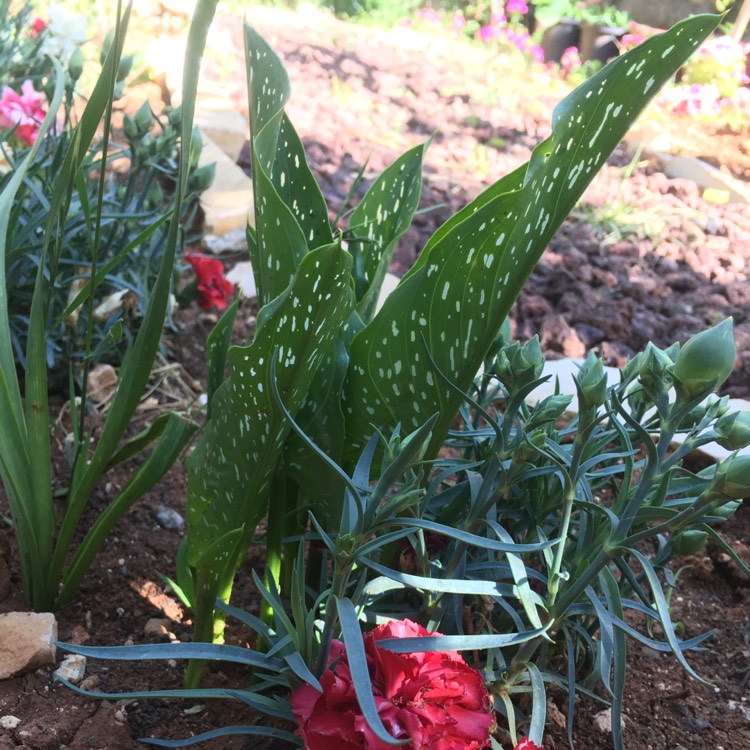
(30, 17), (47, 36)
(184, 254), (234, 310)
(291, 619), (494, 749)
(515, 738), (542, 750)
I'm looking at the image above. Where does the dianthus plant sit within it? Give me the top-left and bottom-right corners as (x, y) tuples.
(175, 10), (723, 671)
(62, 324), (750, 748)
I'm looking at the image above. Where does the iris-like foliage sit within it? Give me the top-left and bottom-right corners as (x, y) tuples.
(0, 0), (217, 610)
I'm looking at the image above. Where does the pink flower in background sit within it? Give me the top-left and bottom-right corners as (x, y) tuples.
(415, 7), (441, 26)
(0, 81), (47, 146)
(291, 619), (494, 749)
(528, 44), (545, 63)
(514, 739), (542, 750)
(506, 0), (529, 13)
(479, 24), (502, 43)
(450, 11), (466, 37)
(560, 46), (582, 77)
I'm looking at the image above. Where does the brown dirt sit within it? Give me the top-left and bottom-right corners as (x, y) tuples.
(2, 5), (750, 750)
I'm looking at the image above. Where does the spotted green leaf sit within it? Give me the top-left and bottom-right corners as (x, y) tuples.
(245, 25), (332, 305)
(346, 141), (426, 322)
(184, 243), (355, 649)
(343, 14), (719, 456)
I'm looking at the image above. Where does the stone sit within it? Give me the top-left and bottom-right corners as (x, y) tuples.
(54, 653), (86, 684)
(0, 612), (57, 679)
(153, 505), (184, 531)
(194, 106), (247, 164)
(0, 716), (20, 730)
(682, 715), (711, 732)
(593, 708), (623, 733)
(143, 618), (172, 637)
(198, 135), (255, 236)
(540, 315), (586, 359)
(204, 228), (247, 255)
(86, 364), (118, 404)
(79, 673), (101, 691)
(226, 262), (257, 299)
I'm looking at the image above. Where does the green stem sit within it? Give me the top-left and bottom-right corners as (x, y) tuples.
(547, 412), (597, 605)
(261, 470), (287, 627)
(313, 564), (352, 679)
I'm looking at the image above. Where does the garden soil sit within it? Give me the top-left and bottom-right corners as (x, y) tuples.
(2, 5), (750, 749)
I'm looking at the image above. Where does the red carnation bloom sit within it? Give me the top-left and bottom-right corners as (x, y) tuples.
(515, 739), (542, 749)
(291, 619), (494, 750)
(184, 254), (234, 310)
(30, 17), (47, 36)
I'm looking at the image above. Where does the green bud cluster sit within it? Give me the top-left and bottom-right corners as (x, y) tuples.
(574, 352), (607, 411)
(491, 336), (544, 396)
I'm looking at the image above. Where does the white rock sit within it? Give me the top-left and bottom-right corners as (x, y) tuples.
(198, 135), (255, 236)
(54, 653), (86, 685)
(194, 107), (247, 164)
(0, 715), (21, 729)
(204, 228), (247, 255)
(226, 262), (256, 299)
(153, 505), (184, 531)
(593, 708), (623, 733)
(0, 612), (57, 679)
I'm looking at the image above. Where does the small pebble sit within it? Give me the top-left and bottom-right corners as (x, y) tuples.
(79, 674), (101, 691)
(153, 505), (185, 531)
(54, 654), (87, 684)
(144, 618), (171, 637)
(0, 715), (21, 729)
(682, 715), (711, 732)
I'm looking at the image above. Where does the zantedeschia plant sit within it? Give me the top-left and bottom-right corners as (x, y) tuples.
(178, 10), (723, 668)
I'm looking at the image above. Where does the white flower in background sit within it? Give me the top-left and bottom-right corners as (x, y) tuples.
(41, 4), (88, 67)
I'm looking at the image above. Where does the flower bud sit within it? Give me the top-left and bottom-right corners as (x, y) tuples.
(491, 336), (543, 394)
(514, 427), (548, 463)
(714, 411), (750, 451)
(620, 351), (643, 384)
(134, 101), (152, 135)
(528, 394), (573, 428)
(639, 342), (673, 397)
(575, 352), (608, 411)
(67, 47), (84, 82)
(711, 498), (742, 520)
(117, 54), (134, 83)
(168, 106), (182, 128)
(673, 318), (735, 402)
(122, 113), (138, 140)
(708, 453), (750, 500)
(188, 163), (215, 193)
(670, 529), (708, 556)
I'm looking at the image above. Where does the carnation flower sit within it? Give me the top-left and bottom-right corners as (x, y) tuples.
(514, 739), (542, 750)
(30, 17), (47, 37)
(291, 619), (494, 750)
(0, 81), (47, 146)
(41, 4), (88, 66)
(184, 254), (234, 310)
